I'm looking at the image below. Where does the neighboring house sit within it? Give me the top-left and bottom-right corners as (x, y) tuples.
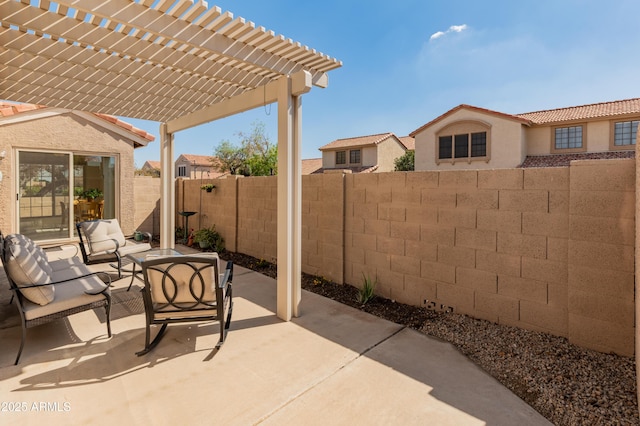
(301, 158), (323, 175)
(398, 136), (415, 151)
(0, 101), (154, 242)
(175, 154), (227, 179)
(318, 132), (408, 173)
(142, 160), (161, 172)
(411, 98), (640, 170)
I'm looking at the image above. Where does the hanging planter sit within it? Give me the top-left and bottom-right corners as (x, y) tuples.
(200, 183), (216, 193)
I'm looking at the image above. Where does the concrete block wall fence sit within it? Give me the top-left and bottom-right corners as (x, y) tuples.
(143, 158), (635, 356)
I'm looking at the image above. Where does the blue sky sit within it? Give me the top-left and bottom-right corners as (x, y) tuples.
(129, 0), (640, 167)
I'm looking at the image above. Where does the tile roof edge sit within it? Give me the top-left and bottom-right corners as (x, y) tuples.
(319, 132), (394, 150)
(515, 97), (640, 118)
(409, 104), (532, 137)
(0, 102), (155, 142)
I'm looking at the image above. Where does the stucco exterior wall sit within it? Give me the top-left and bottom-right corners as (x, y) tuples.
(414, 109), (525, 170)
(0, 112), (137, 236)
(525, 126), (549, 156)
(175, 157), (214, 179)
(526, 120), (617, 155)
(320, 137), (405, 172)
(322, 150), (336, 169)
(361, 145), (377, 167)
(376, 138), (407, 172)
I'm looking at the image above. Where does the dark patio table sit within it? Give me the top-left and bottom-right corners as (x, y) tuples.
(125, 248), (182, 291)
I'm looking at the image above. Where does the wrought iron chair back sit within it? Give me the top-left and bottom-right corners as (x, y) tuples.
(136, 254), (233, 356)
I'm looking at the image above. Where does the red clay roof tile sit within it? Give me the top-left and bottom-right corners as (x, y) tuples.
(516, 98), (640, 124)
(319, 132), (396, 150)
(0, 102), (155, 142)
(519, 151), (635, 168)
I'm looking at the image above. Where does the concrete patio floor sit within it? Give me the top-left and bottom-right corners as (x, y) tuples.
(0, 246), (551, 425)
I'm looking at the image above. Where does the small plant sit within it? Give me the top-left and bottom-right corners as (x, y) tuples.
(193, 225), (224, 252)
(200, 183), (216, 192)
(357, 273), (377, 305)
(82, 188), (103, 200)
(255, 258), (270, 268)
(313, 276), (327, 286)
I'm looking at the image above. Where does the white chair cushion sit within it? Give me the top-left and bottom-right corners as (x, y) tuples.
(5, 234), (52, 275)
(21, 274), (109, 321)
(117, 241), (152, 256)
(5, 244), (54, 306)
(79, 219), (126, 254)
(49, 257), (85, 271)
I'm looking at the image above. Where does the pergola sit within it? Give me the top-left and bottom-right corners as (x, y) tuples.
(0, 0), (341, 320)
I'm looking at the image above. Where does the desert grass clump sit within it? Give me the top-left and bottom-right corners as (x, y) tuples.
(357, 273), (377, 305)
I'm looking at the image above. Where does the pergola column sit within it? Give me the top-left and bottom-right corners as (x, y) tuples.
(276, 76), (303, 320)
(164, 71), (312, 321)
(159, 123), (176, 250)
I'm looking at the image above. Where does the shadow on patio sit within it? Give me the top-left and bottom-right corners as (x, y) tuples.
(0, 248), (550, 425)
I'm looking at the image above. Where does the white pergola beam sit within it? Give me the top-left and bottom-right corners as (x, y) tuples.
(166, 70), (311, 133)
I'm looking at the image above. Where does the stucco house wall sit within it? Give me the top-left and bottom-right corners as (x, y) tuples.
(322, 150), (337, 169)
(415, 99), (640, 170)
(321, 145), (379, 169)
(376, 138), (407, 172)
(361, 145), (377, 167)
(526, 120), (620, 155)
(319, 133), (408, 173)
(0, 106), (152, 238)
(414, 108), (526, 171)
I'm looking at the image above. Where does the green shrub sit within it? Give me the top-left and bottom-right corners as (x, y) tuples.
(193, 225), (224, 252)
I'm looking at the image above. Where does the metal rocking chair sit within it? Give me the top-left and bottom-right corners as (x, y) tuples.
(136, 253), (233, 356)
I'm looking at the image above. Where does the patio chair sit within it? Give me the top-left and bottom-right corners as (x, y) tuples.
(1, 232), (112, 364)
(136, 253), (233, 356)
(76, 219), (151, 279)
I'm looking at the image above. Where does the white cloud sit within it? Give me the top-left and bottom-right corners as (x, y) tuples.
(449, 24), (468, 33)
(430, 24), (468, 41)
(429, 31), (445, 41)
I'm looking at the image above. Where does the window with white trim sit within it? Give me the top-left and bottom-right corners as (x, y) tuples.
(177, 165), (187, 177)
(336, 151), (346, 165)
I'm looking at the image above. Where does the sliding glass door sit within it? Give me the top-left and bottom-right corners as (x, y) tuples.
(17, 150), (117, 241)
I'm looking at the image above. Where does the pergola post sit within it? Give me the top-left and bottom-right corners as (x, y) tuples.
(277, 76), (302, 320)
(159, 123), (175, 250)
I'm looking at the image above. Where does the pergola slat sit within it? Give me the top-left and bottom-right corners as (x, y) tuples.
(0, 30), (274, 121)
(0, 0), (342, 324)
(0, 1), (329, 104)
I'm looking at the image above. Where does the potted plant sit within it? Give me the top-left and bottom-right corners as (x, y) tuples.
(82, 188), (103, 201)
(193, 225), (224, 251)
(200, 183), (216, 193)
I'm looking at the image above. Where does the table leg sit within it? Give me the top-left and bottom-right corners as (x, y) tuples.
(127, 262), (138, 291)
